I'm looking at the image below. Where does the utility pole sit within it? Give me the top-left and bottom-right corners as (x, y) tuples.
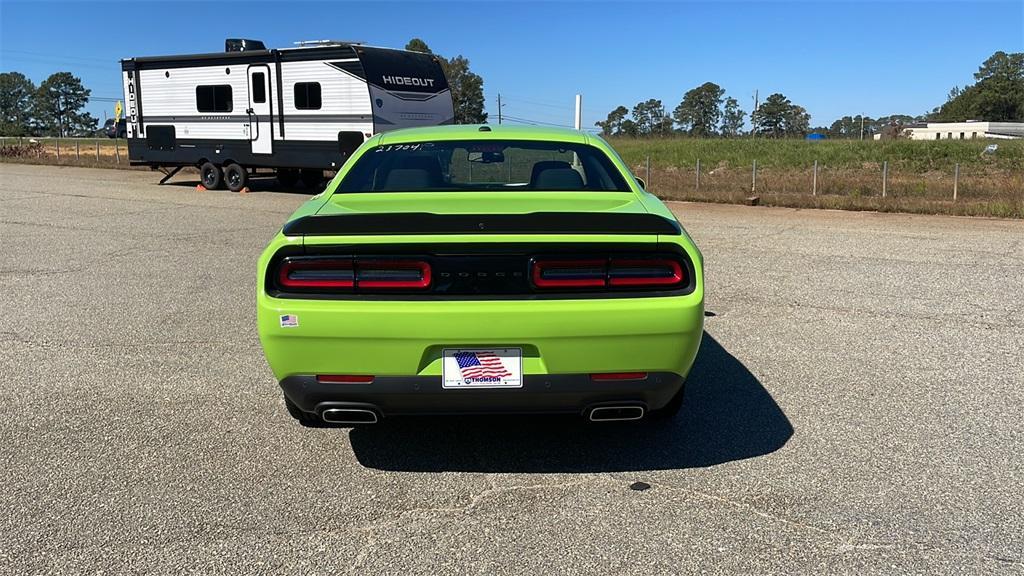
(860, 115), (865, 140)
(497, 93), (502, 124)
(574, 94), (583, 130)
(751, 90), (759, 137)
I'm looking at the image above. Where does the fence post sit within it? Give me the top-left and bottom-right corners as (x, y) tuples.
(695, 158), (701, 190)
(115, 140), (120, 164)
(55, 139), (60, 161)
(751, 159), (757, 193)
(645, 155), (650, 188)
(953, 163), (959, 201)
(882, 161), (888, 198)
(812, 160), (818, 196)
(76, 140), (80, 160)
(96, 140), (100, 161)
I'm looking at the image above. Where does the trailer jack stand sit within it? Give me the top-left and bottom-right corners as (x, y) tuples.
(156, 165), (184, 185)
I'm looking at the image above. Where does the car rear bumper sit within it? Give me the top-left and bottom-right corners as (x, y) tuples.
(280, 372), (686, 417)
(259, 294), (703, 377)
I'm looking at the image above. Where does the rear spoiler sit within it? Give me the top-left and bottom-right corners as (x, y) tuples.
(282, 212), (682, 236)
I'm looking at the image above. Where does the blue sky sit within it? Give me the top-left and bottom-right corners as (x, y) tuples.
(2, 1), (1022, 129)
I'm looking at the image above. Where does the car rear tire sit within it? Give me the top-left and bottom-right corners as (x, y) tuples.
(276, 168), (299, 188)
(199, 162), (223, 190)
(224, 163), (248, 192)
(648, 381), (686, 420)
(284, 396), (321, 426)
(300, 169), (323, 190)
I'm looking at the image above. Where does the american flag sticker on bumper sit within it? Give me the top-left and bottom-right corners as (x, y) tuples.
(442, 348), (523, 389)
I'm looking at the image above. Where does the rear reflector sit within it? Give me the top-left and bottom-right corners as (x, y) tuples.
(277, 258), (431, 291)
(317, 374), (375, 384)
(590, 372), (648, 381)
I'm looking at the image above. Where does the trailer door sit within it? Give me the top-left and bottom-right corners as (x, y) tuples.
(247, 65), (273, 155)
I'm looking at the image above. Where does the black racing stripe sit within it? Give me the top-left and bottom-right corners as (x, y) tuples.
(282, 212), (682, 236)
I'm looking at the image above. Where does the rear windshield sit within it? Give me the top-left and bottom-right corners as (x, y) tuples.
(337, 139), (631, 193)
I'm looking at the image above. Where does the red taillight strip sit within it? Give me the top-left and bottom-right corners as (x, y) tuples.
(531, 257), (685, 290)
(356, 260), (432, 289)
(607, 258), (683, 287)
(277, 258), (431, 291)
(278, 259), (355, 289)
(531, 259), (607, 288)
(317, 374), (374, 384)
(590, 372), (648, 381)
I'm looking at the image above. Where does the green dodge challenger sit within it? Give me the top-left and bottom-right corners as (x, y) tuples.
(257, 125), (704, 425)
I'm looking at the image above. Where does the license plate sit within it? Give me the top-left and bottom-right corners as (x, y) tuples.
(442, 348), (523, 389)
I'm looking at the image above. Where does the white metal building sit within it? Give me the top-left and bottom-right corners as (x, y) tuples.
(904, 121), (1024, 140)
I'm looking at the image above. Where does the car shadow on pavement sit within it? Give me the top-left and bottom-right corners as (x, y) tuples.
(349, 332), (793, 472)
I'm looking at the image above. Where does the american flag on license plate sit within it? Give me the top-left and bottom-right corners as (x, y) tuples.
(454, 351), (512, 379)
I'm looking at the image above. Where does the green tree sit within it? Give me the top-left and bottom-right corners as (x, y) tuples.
(828, 115), (874, 139)
(672, 82), (724, 137)
(631, 99), (671, 135)
(404, 39), (487, 124)
(445, 56), (487, 124)
(619, 118), (638, 137)
(33, 72), (97, 137)
(404, 38), (432, 54)
(720, 96), (746, 137)
(595, 105), (629, 136)
(751, 93), (809, 137)
(0, 71), (36, 136)
(935, 51), (1024, 121)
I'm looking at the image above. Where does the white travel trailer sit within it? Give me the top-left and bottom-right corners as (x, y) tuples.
(120, 39), (453, 190)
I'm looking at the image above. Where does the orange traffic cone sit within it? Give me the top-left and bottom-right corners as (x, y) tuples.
(196, 184), (207, 192)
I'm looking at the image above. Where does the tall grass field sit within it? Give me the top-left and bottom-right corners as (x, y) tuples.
(607, 138), (1023, 218)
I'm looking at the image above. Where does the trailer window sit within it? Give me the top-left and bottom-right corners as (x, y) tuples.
(196, 85), (232, 113)
(294, 82), (322, 110)
(251, 72), (266, 104)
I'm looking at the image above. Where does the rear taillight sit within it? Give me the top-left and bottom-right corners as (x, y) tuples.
(531, 257), (685, 290)
(278, 259), (354, 289)
(277, 258), (431, 292)
(356, 260), (432, 289)
(531, 259), (607, 288)
(607, 258), (683, 287)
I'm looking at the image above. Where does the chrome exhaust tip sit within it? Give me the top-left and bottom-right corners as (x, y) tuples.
(588, 405), (645, 422)
(320, 408), (379, 425)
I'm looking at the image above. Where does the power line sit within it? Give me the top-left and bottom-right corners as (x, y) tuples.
(1, 54), (115, 71)
(501, 114), (576, 128)
(499, 95), (572, 111)
(1, 49), (114, 64)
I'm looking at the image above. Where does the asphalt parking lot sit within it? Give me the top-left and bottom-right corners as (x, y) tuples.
(2, 163), (1022, 574)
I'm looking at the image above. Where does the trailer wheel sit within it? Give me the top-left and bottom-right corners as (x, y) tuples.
(276, 168), (299, 189)
(224, 163), (248, 192)
(199, 162), (223, 190)
(300, 169), (324, 190)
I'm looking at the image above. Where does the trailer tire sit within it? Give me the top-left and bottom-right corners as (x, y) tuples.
(300, 169), (324, 190)
(199, 162), (223, 190)
(276, 168), (299, 189)
(224, 163), (248, 192)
